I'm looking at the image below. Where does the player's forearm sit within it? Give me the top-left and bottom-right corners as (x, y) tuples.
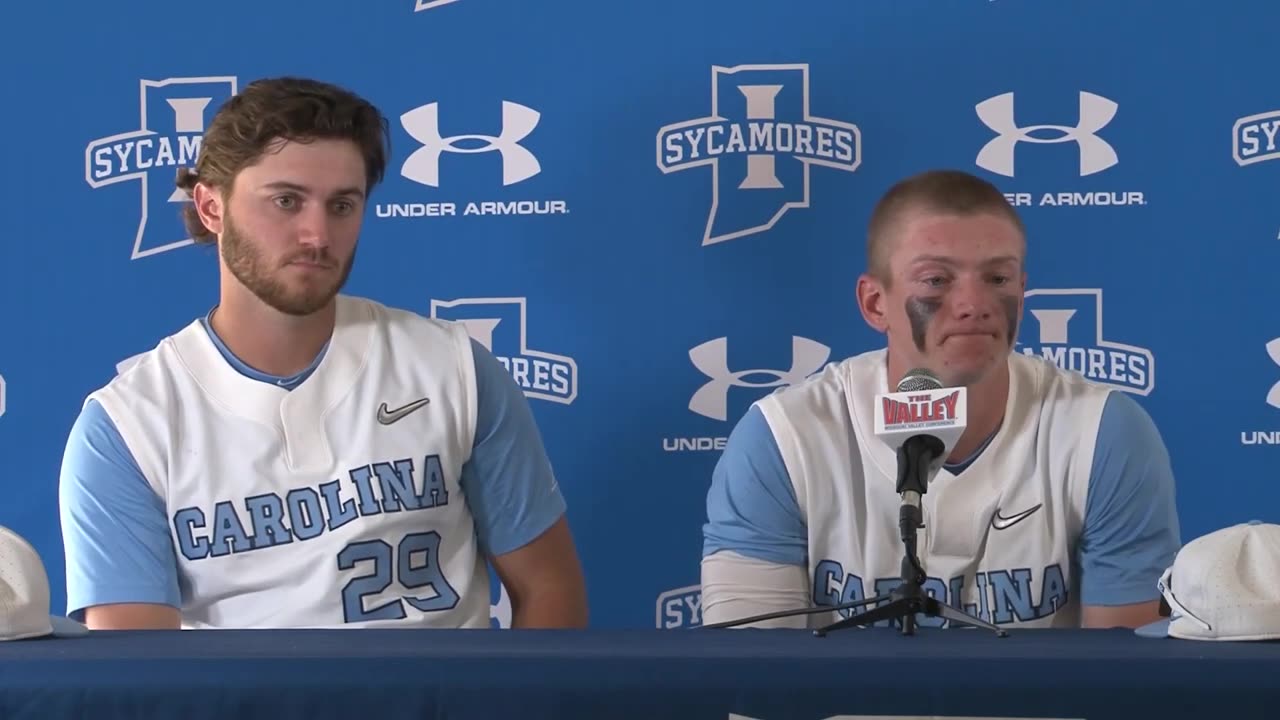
(701, 551), (811, 628)
(509, 585), (588, 628)
(84, 603), (181, 630)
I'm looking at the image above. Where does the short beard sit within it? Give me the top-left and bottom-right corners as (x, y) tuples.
(220, 213), (354, 317)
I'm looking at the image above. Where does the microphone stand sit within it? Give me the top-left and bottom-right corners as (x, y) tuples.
(812, 435), (1008, 638)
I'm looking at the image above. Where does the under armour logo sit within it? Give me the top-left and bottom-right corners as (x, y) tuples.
(975, 91), (1119, 177)
(400, 101), (541, 187)
(1266, 338), (1280, 409)
(688, 336), (830, 421)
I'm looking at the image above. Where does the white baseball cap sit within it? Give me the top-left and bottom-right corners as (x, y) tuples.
(1136, 520), (1280, 641)
(0, 525), (89, 641)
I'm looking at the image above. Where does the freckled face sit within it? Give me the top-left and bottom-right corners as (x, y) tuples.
(880, 212), (1026, 386)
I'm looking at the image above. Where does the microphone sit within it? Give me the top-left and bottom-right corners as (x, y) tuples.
(874, 368), (967, 594)
(874, 368), (968, 512)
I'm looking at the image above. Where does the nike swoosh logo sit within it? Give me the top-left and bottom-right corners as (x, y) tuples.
(990, 503), (1042, 530)
(377, 398), (430, 425)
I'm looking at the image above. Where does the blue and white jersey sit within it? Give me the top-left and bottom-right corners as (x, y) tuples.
(60, 294), (565, 629)
(702, 349), (1181, 629)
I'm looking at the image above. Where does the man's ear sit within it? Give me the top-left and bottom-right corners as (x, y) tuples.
(856, 273), (889, 334)
(192, 182), (226, 236)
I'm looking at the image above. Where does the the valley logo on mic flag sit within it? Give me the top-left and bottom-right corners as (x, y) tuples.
(874, 387), (969, 457)
(881, 390), (963, 430)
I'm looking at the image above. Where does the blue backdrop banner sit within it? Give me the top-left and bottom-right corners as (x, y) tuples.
(1, 0), (1277, 629)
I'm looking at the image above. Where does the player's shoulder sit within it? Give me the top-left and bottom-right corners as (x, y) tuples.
(1093, 388), (1164, 448)
(341, 294), (471, 345)
(1009, 352), (1161, 457)
(92, 318), (204, 401)
(1011, 351), (1116, 411)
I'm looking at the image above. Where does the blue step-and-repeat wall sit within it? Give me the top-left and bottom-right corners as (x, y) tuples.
(1, 0), (1278, 629)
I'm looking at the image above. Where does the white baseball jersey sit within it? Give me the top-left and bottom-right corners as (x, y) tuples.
(87, 295), (490, 629)
(701, 347), (1184, 631)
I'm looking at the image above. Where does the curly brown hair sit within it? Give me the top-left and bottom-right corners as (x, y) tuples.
(174, 76), (391, 244)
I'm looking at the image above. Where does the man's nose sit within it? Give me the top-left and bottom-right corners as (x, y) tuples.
(948, 275), (994, 319)
(295, 206), (331, 249)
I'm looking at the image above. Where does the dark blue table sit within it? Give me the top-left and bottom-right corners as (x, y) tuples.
(0, 627), (1277, 719)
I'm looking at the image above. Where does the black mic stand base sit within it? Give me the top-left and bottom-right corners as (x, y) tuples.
(699, 595), (885, 629)
(811, 581), (1008, 637)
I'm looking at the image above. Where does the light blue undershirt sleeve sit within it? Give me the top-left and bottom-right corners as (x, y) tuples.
(1078, 391), (1182, 606)
(59, 399), (181, 619)
(459, 338), (567, 557)
(702, 405), (808, 566)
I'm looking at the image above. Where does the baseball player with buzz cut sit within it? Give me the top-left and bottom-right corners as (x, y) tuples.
(700, 169), (1181, 631)
(57, 76), (588, 631)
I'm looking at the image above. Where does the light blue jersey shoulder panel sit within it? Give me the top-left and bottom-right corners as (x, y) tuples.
(1077, 391), (1181, 606)
(702, 405), (807, 567)
(461, 338), (566, 557)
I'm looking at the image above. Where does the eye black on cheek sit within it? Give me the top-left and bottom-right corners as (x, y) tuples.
(905, 296), (941, 353)
(999, 294), (1020, 345)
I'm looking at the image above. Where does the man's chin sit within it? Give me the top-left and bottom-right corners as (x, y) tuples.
(263, 287), (341, 317)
